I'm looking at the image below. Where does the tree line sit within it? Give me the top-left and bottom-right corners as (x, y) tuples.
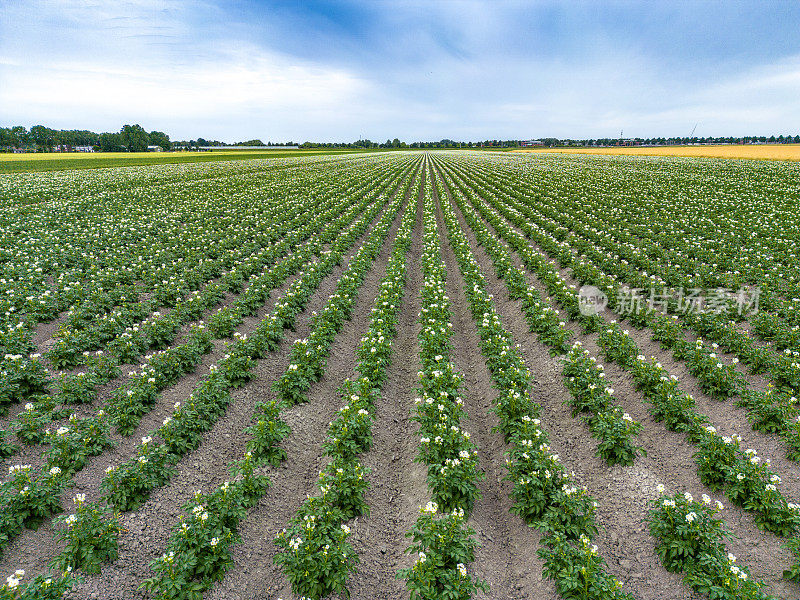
(3, 123), (800, 153)
(303, 135), (800, 149)
(0, 124), (173, 152)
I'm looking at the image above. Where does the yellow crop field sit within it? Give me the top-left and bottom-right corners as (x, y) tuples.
(512, 144), (800, 161)
(0, 150), (263, 162)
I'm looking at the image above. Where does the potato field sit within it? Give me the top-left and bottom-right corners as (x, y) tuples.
(2, 151), (800, 600)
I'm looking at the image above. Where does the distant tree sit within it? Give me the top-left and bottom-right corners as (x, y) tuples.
(0, 128), (12, 148)
(29, 125), (55, 150)
(10, 126), (29, 147)
(148, 130), (171, 151)
(99, 132), (124, 152)
(120, 124), (149, 152)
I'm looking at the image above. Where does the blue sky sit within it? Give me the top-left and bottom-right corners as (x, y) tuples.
(1, 0), (799, 142)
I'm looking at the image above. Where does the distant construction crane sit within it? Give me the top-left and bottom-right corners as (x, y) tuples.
(689, 123), (698, 140)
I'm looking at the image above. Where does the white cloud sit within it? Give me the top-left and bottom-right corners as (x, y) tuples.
(0, 45), (364, 113)
(0, 1), (370, 140)
(1, 1), (798, 140)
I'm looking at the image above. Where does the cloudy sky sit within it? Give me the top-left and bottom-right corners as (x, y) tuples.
(1, 0), (799, 142)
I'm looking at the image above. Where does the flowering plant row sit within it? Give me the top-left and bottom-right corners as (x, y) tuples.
(275, 163), (420, 599)
(648, 489), (774, 599)
(1, 465), (68, 555)
(146, 160), (422, 600)
(143, 470), (270, 599)
(273, 165), (417, 405)
(562, 344), (645, 466)
(0, 567), (80, 599)
(0, 409), (113, 557)
(432, 162), (632, 600)
(397, 171), (487, 600)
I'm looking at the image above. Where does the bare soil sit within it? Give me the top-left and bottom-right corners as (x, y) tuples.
(4, 154), (800, 600)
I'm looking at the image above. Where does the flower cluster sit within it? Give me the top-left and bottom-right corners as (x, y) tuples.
(52, 494), (122, 574)
(147, 156), (422, 600)
(648, 489), (771, 599)
(434, 163), (631, 599)
(275, 165), (420, 599)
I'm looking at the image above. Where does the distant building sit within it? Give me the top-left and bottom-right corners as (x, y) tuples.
(147, 145), (164, 152)
(521, 140), (544, 147)
(74, 146), (94, 152)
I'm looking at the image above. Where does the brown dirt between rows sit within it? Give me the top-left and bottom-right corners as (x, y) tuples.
(432, 156), (800, 599)
(0, 164), (414, 598)
(206, 160), (423, 600)
(6, 153), (800, 600)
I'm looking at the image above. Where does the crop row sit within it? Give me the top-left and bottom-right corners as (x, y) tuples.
(275, 159), (421, 599)
(0, 156), (420, 597)
(398, 168), (486, 600)
(432, 153), (791, 598)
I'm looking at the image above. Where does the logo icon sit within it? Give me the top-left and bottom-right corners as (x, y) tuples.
(578, 285), (608, 316)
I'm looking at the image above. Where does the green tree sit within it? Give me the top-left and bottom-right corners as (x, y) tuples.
(0, 128), (12, 148)
(120, 124), (149, 152)
(30, 125), (56, 150)
(99, 132), (124, 152)
(148, 130), (171, 151)
(10, 126), (29, 147)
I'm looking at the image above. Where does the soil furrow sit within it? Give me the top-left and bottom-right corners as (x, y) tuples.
(438, 156), (798, 599)
(206, 162), (419, 600)
(430, 162), (560, 599)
